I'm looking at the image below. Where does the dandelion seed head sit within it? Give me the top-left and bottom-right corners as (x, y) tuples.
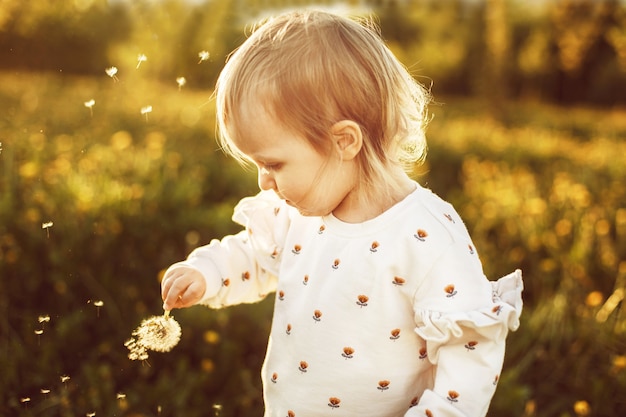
(105, 67), (118, 77)
(38, 315), (50, 323)
(176, 77), (187, 88)
(42, 222), (53, 229)
(126, 314), (181, 360)
(137, 54), (147, 63)
(141, 106), (153, 115)
(134, 315), (181, 352)
(84, 99), (95, 108)
(93, 300), (104, 307)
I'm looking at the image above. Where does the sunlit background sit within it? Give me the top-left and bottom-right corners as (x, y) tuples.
(1, 0), (625, 416)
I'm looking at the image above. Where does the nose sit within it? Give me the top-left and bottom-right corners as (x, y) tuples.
(258, 167), (276, 191)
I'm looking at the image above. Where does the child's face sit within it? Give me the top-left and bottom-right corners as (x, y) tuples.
(232, 102), (357, 218)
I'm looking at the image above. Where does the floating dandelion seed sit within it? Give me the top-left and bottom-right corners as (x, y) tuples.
(42, 221), (53, 238)
(41, 388), (51, 396)
(93, 300), (104, 317)
(116, 393), (126, 400)
(20, 397), (30, 408)
(84, 99), (95, 116)
(213, 404), (223, 416)
(38, 315), (50, 326)
(34, 329), (43, 345)
(136, 53), (147, 69)
(198, 50), (210, 63)
(176, 76), (186, 90)
(105, 66), (119, 81)
(86, 412), (96, 417)
(0, 142), (3, 154)
(141, 105), (153, 122)
(126, 311), (182, 361)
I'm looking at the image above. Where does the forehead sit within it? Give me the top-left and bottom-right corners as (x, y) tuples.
(230, 98), (297, 159)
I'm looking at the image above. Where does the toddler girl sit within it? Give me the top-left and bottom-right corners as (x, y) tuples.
(162, 9), (523, 417)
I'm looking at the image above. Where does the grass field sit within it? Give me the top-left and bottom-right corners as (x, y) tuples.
(1, 71), (624, 416)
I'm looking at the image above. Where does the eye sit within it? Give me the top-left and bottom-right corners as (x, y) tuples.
(262, 162), (281, 171)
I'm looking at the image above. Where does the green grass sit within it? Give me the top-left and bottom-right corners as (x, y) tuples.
(1, 72), (624, 416)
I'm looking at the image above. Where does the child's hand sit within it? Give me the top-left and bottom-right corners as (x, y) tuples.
(161, 267), (207, 311)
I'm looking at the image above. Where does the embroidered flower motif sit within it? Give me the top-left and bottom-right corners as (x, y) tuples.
(410, 396), (419, 408)
(377, 380), (390, 391)
(468, 244), (475, 254)
(271, 372), (278, 383)
(464, 341), (478, 351)
(447, 390), (460, 403)
(425, 409), (434, 417)
(328, 397), (341, 409)
(313, 310), (322, 322)
(303, 275), (309, 285)
(292, 244), (301, 254)
(332, 258), (340, 269)
(492, 304), (503, 315)
(241, 271), (250, 281)
(392, 276), (405, 286)
(356, 295), (369, 307)
(444, 213), (455, 223)
(444, 284), (457, 297)
(298, 361), (308, 372)
(318, 225), (325, 234)
(370, 241), (379, 252)
(278, 291), (285, 301)
(493, 375), (499, 386)
(342, 347), (355, 359)
(286, 324), (292, 335)
(414, 229), (428, 241)
(221, 278), (230, 287)
(419, 347), (428, 360)
(390, 328), (401, 340)
(287, 411), (295, 417)
(271, 248), (279, 259)
(274, 207), (280, 216)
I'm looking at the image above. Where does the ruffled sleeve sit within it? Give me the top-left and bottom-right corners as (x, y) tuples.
(409, 266), (523, 416)
(232, 190), (291, 277)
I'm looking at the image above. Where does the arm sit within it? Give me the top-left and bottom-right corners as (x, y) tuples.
(162, 191), (291, 310)
(408, 242), (523, 416)
(162, 231), (278, 310)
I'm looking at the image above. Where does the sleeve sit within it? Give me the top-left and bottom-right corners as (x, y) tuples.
(165, 191), (291, 309)
(407, 242), (523, 417)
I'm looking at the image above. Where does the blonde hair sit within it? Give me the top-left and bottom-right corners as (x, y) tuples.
(215, 9), (431, 204)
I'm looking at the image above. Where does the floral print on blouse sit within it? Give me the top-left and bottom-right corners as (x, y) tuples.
(166, 183), (523, 417)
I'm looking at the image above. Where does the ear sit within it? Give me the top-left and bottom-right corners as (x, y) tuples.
(330, 120), (362, 161)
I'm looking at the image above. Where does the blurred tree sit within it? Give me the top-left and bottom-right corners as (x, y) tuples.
(0, 0), (131, 73)
(483, 0), (511, 114)
(606, 5), (626, 72)
(549, 0), (618, 102)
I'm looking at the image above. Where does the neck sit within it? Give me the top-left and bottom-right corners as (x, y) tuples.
(332, 174), (415, 223)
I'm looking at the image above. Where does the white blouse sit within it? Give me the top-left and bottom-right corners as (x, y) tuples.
(166, 183), (523, 417)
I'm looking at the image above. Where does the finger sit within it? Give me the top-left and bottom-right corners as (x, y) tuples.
(164, 277), (193, 310)
(161, 269), (185, 300)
